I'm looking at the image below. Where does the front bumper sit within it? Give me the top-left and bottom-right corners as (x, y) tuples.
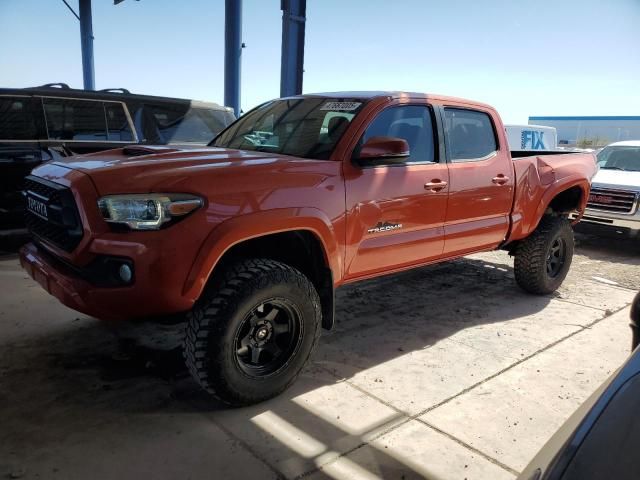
(19, 165), (215, 321)
(576, 208), (640, 232)
(20, 241), (195, 320)
(21, 242), (98, 317)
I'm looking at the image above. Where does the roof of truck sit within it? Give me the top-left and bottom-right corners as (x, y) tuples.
(294, 91), (494, 109)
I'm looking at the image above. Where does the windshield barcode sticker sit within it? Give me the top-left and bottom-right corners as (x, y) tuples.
(320, 101), (362, 111)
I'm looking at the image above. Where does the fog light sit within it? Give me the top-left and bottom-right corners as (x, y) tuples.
(119, 264), (133, 284)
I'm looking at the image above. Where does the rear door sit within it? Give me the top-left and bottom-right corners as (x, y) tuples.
(440, 106), (514, 256)
(344, 103), (449, 279)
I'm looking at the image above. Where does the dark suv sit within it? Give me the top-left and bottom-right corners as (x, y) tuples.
(0, 84), (235, 228)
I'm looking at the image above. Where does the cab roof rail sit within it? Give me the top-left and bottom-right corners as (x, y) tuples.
(37, 83), (71, 89)
(99, 88), (131, 94)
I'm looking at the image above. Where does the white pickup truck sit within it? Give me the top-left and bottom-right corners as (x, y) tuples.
(578, 141), (640, 236)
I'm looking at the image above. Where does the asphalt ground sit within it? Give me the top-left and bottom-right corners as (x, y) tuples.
(0, 231), (638, 479)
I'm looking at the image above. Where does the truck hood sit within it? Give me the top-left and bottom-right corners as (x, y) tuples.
(50, 145), (326, 195)
(592, 168), (640, 191)
(57, 145), (289, 173)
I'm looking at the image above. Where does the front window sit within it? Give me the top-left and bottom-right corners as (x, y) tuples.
(596, 145), (640, 172)
(212, 98), (366, 159)
(357, 105), (437, 164)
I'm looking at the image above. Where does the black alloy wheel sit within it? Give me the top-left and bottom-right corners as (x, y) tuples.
(546, 236), (567, 278)
(514, 216), (574, 295)
(184, 258), (322, 406)
(234, 299), (303, 377)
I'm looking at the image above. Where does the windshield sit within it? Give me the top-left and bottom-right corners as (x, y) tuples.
(212, 97), (366, 159)
(596, 145), (640, 172)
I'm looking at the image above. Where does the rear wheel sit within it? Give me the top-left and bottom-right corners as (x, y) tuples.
(514, 216), (574, 295)
(184, 258), (321, 406)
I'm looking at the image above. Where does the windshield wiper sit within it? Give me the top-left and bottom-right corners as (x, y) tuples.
(244, 145), (278, 153)
(601, 166), (627, 171)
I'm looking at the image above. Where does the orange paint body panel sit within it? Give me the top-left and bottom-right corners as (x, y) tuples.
(19, 92), (597, 321)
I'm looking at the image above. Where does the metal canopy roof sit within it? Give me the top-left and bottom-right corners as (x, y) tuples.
(59, 0), (306, 116)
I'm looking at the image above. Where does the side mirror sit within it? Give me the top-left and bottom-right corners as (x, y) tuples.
(355, 136), (410, 165)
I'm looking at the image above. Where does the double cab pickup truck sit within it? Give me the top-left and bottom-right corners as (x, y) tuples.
(20, 92), (597, 405)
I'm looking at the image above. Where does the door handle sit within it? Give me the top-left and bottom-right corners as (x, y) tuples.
(492, 174), (510, 185)
(424, 180), (448, 192)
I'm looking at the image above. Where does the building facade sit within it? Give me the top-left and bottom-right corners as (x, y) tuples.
(528, 116), (640, 148)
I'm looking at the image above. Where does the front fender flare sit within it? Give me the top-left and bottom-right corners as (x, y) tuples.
(182, 207), (341, 302)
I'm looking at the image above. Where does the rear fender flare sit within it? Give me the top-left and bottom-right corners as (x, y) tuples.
(535, 176), (590, 224)
(510, 175), (590, 241)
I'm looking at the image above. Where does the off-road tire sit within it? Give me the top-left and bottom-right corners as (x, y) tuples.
(514, 216), (574, 295)
(184, 258), (322, 406)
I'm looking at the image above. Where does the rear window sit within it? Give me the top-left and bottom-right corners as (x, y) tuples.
(42, 98), (133, 142)
(444, 108), (497, 162)
(0, 96), (41, 140)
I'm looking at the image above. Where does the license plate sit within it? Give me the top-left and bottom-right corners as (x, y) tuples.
(589, 194), (613, 204)
(26, 195), (49, 219)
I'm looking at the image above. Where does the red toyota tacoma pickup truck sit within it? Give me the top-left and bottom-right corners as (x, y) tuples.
(20, 92), (597, 405)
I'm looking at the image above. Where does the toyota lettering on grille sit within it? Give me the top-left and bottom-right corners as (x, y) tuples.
(589, 194), (613, 204)
(27, 196), (48, 219)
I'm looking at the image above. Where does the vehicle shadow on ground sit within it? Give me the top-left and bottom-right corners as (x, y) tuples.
(1, 256), (545, 479)
(572, 230), (640, 291)
(574, 229), (640, 262)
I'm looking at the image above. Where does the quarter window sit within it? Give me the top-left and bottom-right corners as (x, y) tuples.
(359, 105), (436, 163)
(444, 108), (497, 162)
(42, 98), (133, 142)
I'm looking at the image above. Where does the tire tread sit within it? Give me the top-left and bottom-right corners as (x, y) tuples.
(184, 258), (321, 406)
(514, 216), (574, 295)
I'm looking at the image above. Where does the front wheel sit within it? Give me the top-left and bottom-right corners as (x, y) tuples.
(514, 216), (574, 295)
(184, 258), (322, 406)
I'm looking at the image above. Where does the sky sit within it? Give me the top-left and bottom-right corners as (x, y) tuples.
(1, 0), (639, 124)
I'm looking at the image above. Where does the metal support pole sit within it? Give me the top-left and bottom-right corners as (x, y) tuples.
(224, 0), (242, 116)
(280, 0), (306, 97)
(79, 0), (95, 90)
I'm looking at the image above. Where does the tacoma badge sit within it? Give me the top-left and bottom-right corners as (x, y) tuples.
(367, 222), (403, 234)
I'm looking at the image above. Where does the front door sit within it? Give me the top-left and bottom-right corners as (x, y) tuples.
(344, 104), (449, 279)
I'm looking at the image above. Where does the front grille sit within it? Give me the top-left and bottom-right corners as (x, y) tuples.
(587, 187), (638, 214)
(23, 176), (83, 252)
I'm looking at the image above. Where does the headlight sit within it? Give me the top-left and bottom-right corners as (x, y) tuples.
(98, 194), (203, 230)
